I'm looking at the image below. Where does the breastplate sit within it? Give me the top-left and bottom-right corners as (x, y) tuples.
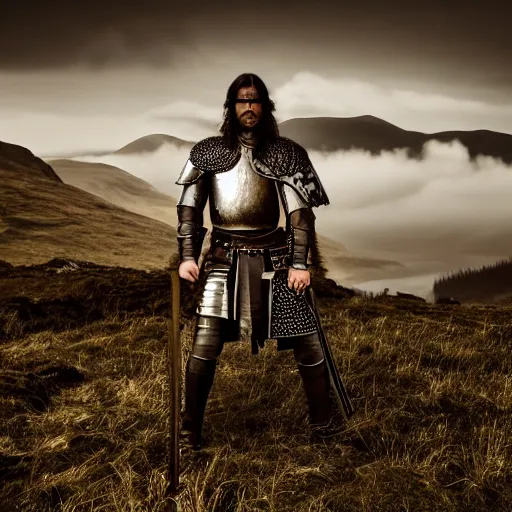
(209, 147), (280, 230)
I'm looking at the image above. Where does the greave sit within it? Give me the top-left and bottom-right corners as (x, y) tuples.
(297, 359), (332, 426)
(182, 356), (217, 446)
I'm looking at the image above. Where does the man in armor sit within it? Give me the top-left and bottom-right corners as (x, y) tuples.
(176, 73), (341, 450)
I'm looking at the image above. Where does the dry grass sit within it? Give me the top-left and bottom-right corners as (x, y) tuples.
(0, 168), (176, 270)
(47, 159), (178, 230)
(1, 268), (512, 511)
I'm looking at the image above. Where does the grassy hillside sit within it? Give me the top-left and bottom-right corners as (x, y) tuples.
(48, 158), (177, 227)
(0, 166), (176, 270)
(0, 140), (63, 182)
(1, 261), (511, 511)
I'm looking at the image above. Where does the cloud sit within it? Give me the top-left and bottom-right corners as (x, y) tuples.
(391, 90), (495, 114)
(73, 138), (512, 264)
(307, 139), (512, 260)
(350, 273), (442, 299)
(0, 3), (194, 69)
(73, 144), (192, 198)
(147, 101), (222, 125)
(272, 72), (512, 133)
(0, 111), (216, 156)
(69, 137), (512, 296)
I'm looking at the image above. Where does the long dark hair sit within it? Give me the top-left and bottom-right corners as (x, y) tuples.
(219, 73), (279, 150)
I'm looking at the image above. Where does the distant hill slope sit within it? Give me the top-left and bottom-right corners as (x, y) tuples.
(280, 115), (422, 154)
(114, 134), (194, 155)
(0, 140), (63, 182)
(1, 143), (176, 270)
(114, 116), (512, 164)
(47, 159), (177, 226)
(278, 115), (512, 162)
(433, 259), (512, 304)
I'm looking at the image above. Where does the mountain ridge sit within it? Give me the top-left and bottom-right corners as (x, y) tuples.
(104, 115), (512, 164)
(278, 116), (512, 162)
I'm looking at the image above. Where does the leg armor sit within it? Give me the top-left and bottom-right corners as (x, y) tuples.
(293, 331), (332, 426)
(182, 315), (224, 449)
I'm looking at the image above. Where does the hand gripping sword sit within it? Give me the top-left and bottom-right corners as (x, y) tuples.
(166, 269), (181, 504)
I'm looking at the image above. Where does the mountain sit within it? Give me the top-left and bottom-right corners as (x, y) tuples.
(47, 159), (177, 226)
(114, 134), (194, 155)
(1, 141), (176, 270)
(0, 140), (63, 182)
(278, 115), (512, 163)
(113, 115), (512, 164)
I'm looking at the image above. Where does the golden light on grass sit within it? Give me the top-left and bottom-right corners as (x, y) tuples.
(1, 266), (512, 511)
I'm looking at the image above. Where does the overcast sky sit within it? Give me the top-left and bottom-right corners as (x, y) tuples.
(1, 1), (511, 91)
(1, 0), (511, 155)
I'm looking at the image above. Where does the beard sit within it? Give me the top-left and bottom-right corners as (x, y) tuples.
(238, 112), (260, 131)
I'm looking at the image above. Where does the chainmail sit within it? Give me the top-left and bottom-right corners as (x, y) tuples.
(189, 136), (240, 172)
(270, 271), (318, 338)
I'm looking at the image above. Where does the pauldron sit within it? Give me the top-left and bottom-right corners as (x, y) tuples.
(181, 136), (330, 208)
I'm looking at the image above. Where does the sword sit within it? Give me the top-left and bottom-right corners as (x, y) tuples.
(167, 269), (181, 501)
(307, 288), (354, 420)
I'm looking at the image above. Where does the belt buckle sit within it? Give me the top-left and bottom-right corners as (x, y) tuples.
(240, 248), (261, 256)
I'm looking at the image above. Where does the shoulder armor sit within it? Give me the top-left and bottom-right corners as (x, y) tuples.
(175, 159), (205, 185)
(189, 136), (241, 172)
(255, 137), (309, 178)
(255, 137), (329, 207)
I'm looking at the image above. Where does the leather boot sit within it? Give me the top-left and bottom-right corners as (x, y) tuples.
(297, 359), (332, 426)
(181, 356), (217, 450)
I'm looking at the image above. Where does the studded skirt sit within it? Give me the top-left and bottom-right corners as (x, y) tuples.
(197, 227), (318, 354)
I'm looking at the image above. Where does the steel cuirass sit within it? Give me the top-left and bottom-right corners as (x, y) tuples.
(209, 146), (280, 231)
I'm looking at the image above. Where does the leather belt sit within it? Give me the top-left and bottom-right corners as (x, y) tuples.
(208, 227), (289, 269)
(211, 226), (287, 250)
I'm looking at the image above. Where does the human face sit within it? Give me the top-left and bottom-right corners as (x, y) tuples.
(235, 85), (263, 130)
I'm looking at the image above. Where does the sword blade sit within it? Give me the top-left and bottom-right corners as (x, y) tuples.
(308, 288), (354, 420)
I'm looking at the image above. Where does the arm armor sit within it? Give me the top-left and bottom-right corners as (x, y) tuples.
(279, 183), (315, 270)
(287, 208), (315, 270)
(176, 160), (209, 263)
(177, 205), (207, 263)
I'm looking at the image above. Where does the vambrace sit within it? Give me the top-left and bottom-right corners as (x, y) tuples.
(177, 205), (206, 263)
(287, 208), (315, 270)
(176, 169), (208, 263)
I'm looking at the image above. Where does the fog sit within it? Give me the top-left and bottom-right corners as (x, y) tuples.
(72, 137), (512, 296)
